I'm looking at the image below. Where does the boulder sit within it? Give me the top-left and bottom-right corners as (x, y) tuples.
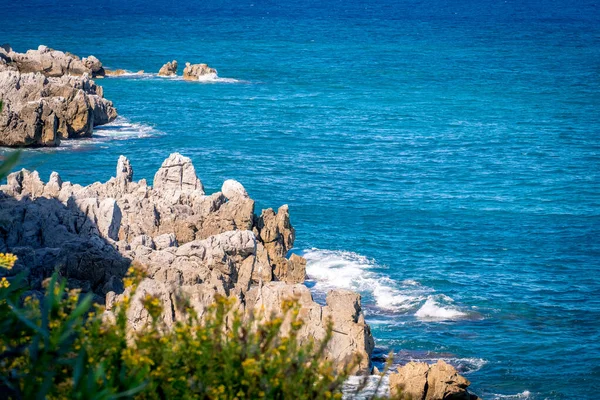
(183, 62), (217, 80)
(82, 55), (105, 77)
(158, 60), (178, 76)
(221, 179), (248, 200)
(153, 152), (204, 194)
(389, 360), (480, 400)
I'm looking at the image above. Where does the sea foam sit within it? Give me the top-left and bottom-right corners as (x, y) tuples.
(303, 249), (472, 321)
(414, 295), (468, 321)
(303, 248), (423, 312)
(107, 71), (242, 83)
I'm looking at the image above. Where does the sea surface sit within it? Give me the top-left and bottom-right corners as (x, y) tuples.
(2, 0), (600, 398)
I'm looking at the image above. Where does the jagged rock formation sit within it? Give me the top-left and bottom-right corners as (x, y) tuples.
(0, 44), (105, 78)
(389, 360), (481, 400)
(183, 62), (217, 80)
(0, 153), (374, 373)
(0, 45), (117, 147)
(158, 60), (178, 76)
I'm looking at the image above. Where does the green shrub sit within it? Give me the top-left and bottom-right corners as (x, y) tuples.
(0, 261), (357, 399)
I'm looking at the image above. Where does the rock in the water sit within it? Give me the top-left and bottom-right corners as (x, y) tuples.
(0, 46), (117, 147)
(389, 360), (480, 400)
(104, 69), (127, 76)
(158, 60), (178, 76)
(183, 62), (217, 81)
(82, 55), (105, 77)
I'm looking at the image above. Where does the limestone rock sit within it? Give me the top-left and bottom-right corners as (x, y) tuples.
(116, 155), (133, 182)
(0, 154), (374, 372)
(5, 45), (105, 78)
(389, 360), (480, 400)
(82, 55), (105, 77)
(104, 69), (127, 76)
(183, 62), (217, 81)
(154, 233), (177, 250)
(273, 253), (306, 284)
(0, 66), (116, 146)
(158, 60), (178, 76)
(221, 179), (249, 200)
(245, 284), (374, 374)
(153, 152), (204, 194)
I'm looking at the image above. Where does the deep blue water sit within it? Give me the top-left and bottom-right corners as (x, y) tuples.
(2, 0), (600, 398)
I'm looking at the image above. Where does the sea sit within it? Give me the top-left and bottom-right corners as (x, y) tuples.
(1, 0), (599, 398)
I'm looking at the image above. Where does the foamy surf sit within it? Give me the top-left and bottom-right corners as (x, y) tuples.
(303, 249), (424, 312)
(19, 117), (164, 153)
(415, 294), (468, 321)
(106, 71), (242, 83)
(91, 116), (162, 141)
(394, 350), (488, 374)
(491, 391), (532, 399)
(302, 249), (476, 321)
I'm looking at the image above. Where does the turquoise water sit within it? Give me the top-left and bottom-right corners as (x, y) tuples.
(2, 0), (600, 398)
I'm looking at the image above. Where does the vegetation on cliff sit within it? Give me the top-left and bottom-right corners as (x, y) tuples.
(0, 260), (358, 399)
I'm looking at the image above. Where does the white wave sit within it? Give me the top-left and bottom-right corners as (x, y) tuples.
(94, 116), (159, 137)
(106, 71), (241, 83)
(343, 375), (389, 399)
(415, 295), (467, 321)
(491, 391), (531, 399)
(303, 249), (425, 312)
(4, 117), (162, 153)
(51, 117), (162, 150)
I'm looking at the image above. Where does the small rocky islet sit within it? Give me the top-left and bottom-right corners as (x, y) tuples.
(0, 46), (481, 399)
(0, 45), (218, 147)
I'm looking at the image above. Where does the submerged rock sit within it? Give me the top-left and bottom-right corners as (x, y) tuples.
(389, 360), (481, 400)
(0, 154), (374, 371)
(158, 60), (178, 76)
(183, 62), (217, 80)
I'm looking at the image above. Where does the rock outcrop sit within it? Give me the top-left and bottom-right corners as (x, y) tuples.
(0, 45), (117, 147)
(389, 360), (481, 400)
(158, 60), (178, 76)
(1, 44), (105, 78)
(0, 153), (374, 372)
(183, 62), (217, 80)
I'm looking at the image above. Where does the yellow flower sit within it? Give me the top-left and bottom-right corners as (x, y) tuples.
(0, 277), (9, 288)
(0, 253), (17, 270)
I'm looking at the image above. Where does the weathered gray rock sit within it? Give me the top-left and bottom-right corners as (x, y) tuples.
(221, 179), (248, 200)
(389, 360), (480, 400)
(0, 50), (117, 147)
(1, 45), (105, 78)
(183, 62), (217, 81)
(82, 55), (105, 77)
(158, 60), (178, 76)
(0, 154), (372, 371)
(153, 152), (204, 194)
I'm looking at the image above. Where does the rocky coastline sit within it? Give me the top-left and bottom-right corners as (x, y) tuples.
(0, 154), (374, 374)
(0, 45), (481, 398)
(0, 45), (219, 148)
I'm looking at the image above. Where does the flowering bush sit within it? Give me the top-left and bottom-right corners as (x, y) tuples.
(0, 260), (357, 399)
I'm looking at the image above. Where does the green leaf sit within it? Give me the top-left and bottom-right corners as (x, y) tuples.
(0, 151), (21, 180)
